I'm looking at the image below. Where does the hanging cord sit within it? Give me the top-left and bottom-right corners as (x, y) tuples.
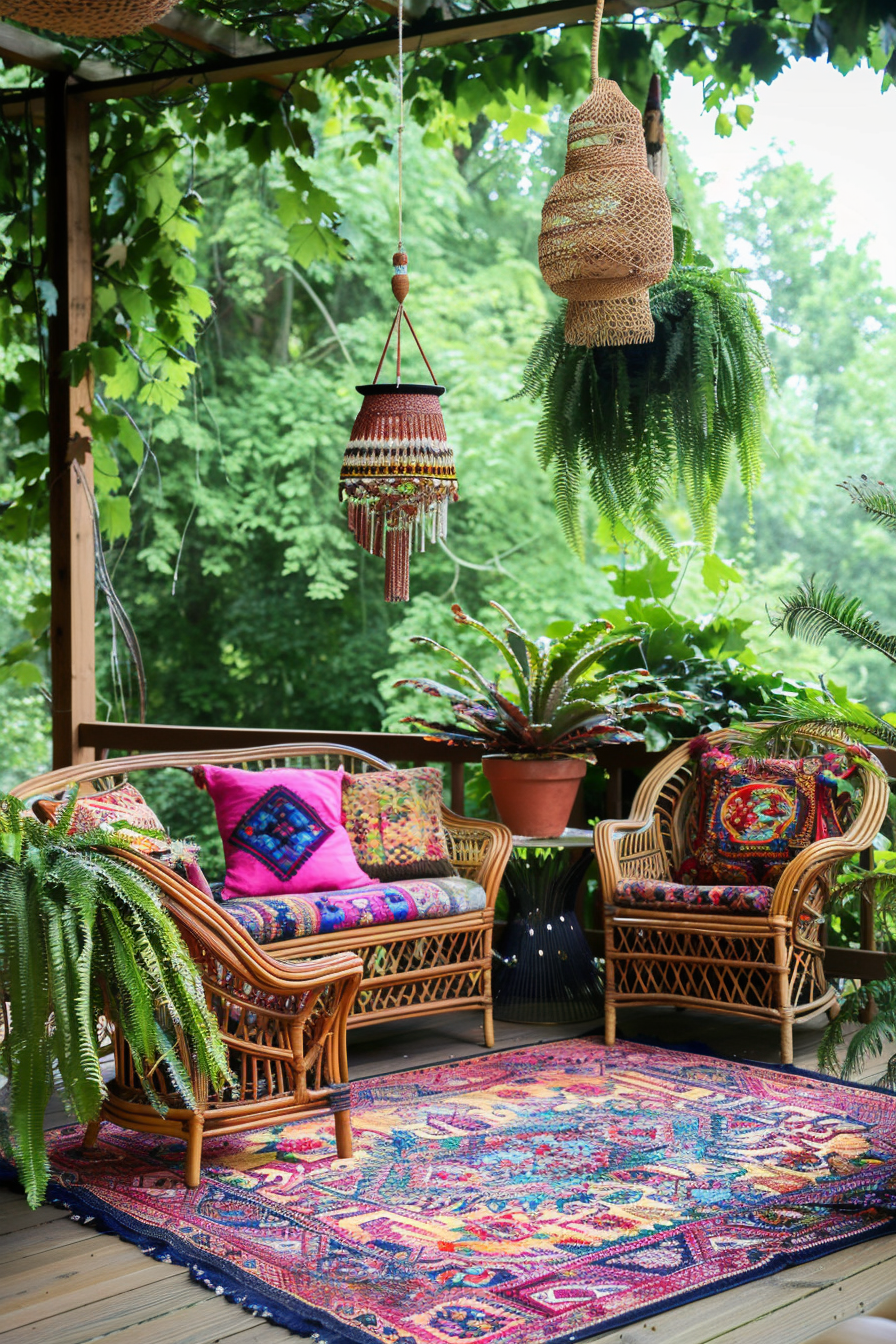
(381, 0), (438, 387)
(397, 0), (404, 253)
(591, 0), (605, 87)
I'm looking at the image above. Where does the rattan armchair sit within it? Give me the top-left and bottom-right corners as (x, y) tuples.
(14, 756), (365, 1187)
(14, 743), (510, 1183)
(594, 727), (889, 1063)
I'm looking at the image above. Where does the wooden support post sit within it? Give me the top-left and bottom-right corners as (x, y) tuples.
(450, 760), (465, 816)
(45, 74), (96, 769)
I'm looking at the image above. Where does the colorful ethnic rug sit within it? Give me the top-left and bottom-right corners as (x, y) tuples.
(12, 1039), (896, 1344)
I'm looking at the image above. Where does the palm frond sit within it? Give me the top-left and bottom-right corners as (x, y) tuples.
(743, 699), (896, 759)
(774, 578), (896, 664)
(839, 475), (896, 533)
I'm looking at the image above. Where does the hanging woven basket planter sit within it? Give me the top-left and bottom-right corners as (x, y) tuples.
(0, 0), (177, 37)
(538, 0), (673, 348)
(340, 254), (458, 604)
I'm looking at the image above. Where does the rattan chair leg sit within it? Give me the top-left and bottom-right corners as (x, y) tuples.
(333, 1109), (353, 1159)
(780, 1017), (794, 1066)
(82, 1118), (101, 1149)
(483, 1006), (495, 1049)
(185, 1113), (205, 1189)
(604, 1000), (617, 1045)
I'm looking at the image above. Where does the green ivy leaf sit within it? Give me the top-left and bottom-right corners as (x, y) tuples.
(15, 411), (48, 445)
(702, 553), (743, 594)
(98, 494), (132, 543)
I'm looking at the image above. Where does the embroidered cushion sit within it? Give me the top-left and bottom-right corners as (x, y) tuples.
(342, 766), (454, 881)
(678, 745), (856, 887)
(35, 784), (202, 876)
(196, 764), (370, 901)
(614, 877), (774, 916)
(222, 875), (487, 946)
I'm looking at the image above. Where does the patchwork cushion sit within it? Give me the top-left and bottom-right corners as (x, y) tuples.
(342, 766), (454, 880)
(196, 764), (369, 901)
(678, 744), (856, 887)
(614, 878), (774, 916)
(223, 875), (486, 945)
(36, 783), (202, 875)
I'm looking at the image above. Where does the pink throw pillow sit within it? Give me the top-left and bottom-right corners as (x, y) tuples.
(196, 764), (370, 901)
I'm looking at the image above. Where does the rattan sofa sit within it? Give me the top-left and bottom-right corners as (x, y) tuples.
(594, 727), (889, 1063)
(16, 739), (511, 1054)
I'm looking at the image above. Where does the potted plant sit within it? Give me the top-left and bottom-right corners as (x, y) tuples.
(0, 790), (231, 1207)
(519, 224), (775, 556)
(397, 602), (685, 836)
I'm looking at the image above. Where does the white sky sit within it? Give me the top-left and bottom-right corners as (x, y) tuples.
(665, 58), (896, 285)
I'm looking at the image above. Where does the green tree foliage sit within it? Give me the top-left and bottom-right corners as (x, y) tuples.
(89, 120), (608, 735)
(717, 156), (896, 709)
(0, 791), (231, 1206)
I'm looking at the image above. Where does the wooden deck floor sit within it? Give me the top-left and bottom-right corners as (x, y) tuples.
(2, 1008), (894, 1344)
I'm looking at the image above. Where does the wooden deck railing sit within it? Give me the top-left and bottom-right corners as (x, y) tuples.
(78, 721), (894, 982)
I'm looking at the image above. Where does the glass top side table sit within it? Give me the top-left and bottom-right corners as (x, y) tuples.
(492, 828), (603, 1025)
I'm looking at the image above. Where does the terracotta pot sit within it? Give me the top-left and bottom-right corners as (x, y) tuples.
(482, 755), (587, 837)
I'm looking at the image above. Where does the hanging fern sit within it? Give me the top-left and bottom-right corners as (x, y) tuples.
(520, 230), (775, 554)
(0, 792), (232, 1207)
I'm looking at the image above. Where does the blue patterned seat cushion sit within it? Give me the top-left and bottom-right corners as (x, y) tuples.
(614, 878), (774, 916)
(223, 875), (487, 945)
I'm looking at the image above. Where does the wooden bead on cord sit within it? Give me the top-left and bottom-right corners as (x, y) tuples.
(392, 251), (409, 303)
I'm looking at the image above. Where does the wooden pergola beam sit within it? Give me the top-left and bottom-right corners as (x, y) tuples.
(150, 5), (273, 60)
(149, 5), (293, 89)
(0, 0), (671, 116)
(0, 19), (122, 80)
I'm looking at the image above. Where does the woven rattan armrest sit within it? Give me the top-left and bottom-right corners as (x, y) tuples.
(440, 808), (512, 909)
(594, 816), (671, 894)
(109, 849), (364, 997)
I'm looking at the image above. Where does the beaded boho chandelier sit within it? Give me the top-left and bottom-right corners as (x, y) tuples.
(339, 0), (457, 603)
(538, 0), (673, 348)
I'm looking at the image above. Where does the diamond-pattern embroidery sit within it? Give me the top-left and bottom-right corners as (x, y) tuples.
(229, 786), (332, 881)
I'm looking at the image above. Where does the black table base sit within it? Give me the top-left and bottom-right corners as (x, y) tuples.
(492, 849), (603, 1025)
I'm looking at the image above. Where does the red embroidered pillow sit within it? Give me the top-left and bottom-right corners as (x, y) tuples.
(678, 745), (857, 887)
(342, 767), (454, 881)
(36, 783), (203, 876)
(196, 764), (370, 901)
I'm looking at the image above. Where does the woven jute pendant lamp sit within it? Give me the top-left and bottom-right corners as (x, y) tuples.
(0, 0), (177, 36)
(339, 0), (457, 603)
(538, 0), (673, 348)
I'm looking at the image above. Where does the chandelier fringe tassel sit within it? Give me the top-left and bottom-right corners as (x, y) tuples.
(339, 313), (457, 602)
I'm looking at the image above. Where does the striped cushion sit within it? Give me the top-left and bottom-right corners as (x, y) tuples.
(223, 876), (487, 945)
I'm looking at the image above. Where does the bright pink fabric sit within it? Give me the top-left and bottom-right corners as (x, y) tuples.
(198, 764), (370, 901)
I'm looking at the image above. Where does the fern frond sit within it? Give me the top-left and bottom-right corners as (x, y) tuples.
(520, 248), (773, 547)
